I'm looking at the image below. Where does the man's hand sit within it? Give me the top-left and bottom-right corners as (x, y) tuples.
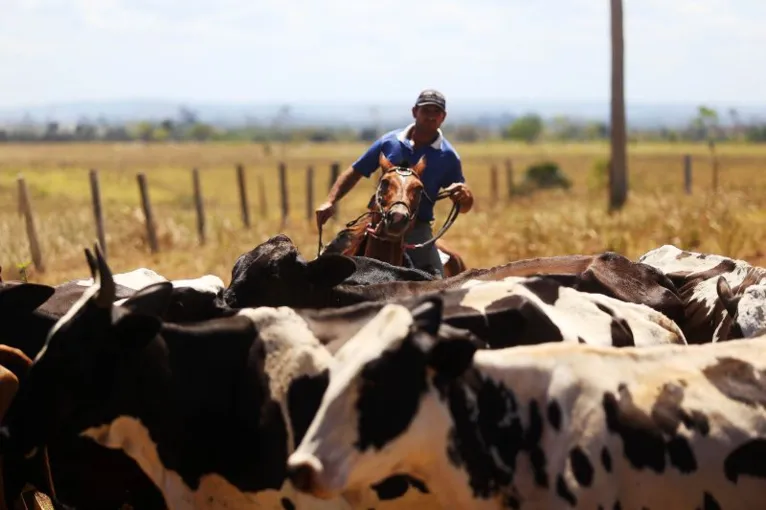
(444, 182), (474, 212)
(315, 201), (336, 229)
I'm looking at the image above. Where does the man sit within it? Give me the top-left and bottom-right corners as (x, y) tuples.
(315, 89), (473, 277)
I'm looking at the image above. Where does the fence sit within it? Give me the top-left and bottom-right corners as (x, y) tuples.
(11, 153), (720, 274)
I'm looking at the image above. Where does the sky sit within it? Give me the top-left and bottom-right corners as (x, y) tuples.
(1, 0), (764, 108)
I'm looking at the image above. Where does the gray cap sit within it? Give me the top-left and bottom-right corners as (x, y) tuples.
(414, 89), (446, 111)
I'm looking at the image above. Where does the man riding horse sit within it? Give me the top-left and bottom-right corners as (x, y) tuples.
(315, 89), (474, 277)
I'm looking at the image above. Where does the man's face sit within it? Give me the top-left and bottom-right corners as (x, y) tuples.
(412, 104), (446, 131)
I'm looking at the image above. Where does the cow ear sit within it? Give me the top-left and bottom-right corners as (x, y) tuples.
(119, 281), (175, 318)
(0, 283), (55, 314)
(305, 254), (357, 288)
(424, 331), (478, 379)
(717, 276), (741, 317)
(114, 312), (162, 351)
(409, 295), (443, 337)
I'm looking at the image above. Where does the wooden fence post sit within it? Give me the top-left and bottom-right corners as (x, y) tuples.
(709, 140), (719, 192)
(279, 162), (289, 228)
(683, 154), (692, 195)
(306, 165), (314, 222)
(136, 173), (159, 253)
(505, 159), (514, 199)
(16, 175), (45, 273)
(329, 162), (340, 219)
(192, 168), (206, 245)
(258, 175), (267, 219)
(490, 164), (499, 206)
(89, 169), (107, 259)
(236, 163), (250, 228)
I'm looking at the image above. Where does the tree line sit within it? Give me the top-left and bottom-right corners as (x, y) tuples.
(1, 105), (765, 144)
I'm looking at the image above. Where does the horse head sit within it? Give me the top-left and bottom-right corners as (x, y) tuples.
(369, 153), (426, 239)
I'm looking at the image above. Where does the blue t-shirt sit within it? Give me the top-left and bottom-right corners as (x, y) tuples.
(351, 123), (465, 222)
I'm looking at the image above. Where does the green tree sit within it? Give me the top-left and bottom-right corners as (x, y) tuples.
(505, 114), (543, 143)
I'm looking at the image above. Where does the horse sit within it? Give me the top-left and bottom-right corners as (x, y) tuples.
(321, 153), (466, 278)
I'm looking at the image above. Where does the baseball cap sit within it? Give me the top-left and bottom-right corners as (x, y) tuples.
(415, 89), (446, 111)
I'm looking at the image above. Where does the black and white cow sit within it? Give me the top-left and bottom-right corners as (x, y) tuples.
(223, 235), (685, 325)
(0, 266), (233, 510)
(287, 297), (766, 510)
(0, 248), (440, 510)
(639, 244), (766, 343)
(295, 276), (686, 353)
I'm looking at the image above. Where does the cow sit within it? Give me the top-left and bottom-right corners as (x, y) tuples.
(639, 244), (766, 343)
(223, 235), (684, 325)
(0, 247), (442, 510)
(222, 234), (441, 308)
(287, 296), (766, 510)
(295, 276), (686, 353)
(0, 267), (232, 510)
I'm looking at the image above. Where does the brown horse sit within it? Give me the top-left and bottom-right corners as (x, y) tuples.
(321, 153), (466, 277)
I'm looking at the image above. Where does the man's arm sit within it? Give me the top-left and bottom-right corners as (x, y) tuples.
(442, 153), (474, 214)
(316, 138), (382, 228)
(326, 166), (363, 204)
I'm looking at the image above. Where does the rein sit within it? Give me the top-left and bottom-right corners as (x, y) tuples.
(316, 166), (460, 257)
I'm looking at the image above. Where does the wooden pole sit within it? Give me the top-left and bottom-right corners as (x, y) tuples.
(505, 159), (514, 199)
(329, 162), (340, 219)
(710, 140), (719, 192)
(490, 164), (499, 206)
(683, 154), (692, 195)
(89, 169), (107, 259)
(306, 165), (314, 222)
(608, 0), (628, 211)
(236, 163), (250, 228)
(279, 162), (289, 228)
(136, 173), (159, 253)
(258, 175), (267, 219)
(16, 175), (45, 273)
(192, 168), (206, 245)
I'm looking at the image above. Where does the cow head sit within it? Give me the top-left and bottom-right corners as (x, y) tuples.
(0, 245), (169, 462)
(0, 282), (55, 316)
(223, 234), (357, 308)
(286, 296), (480, 499)
(716, 275), (766, 339)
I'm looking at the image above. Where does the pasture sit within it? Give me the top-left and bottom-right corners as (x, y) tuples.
(1, 140), (766, 285)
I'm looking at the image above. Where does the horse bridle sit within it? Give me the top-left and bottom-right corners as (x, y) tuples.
(316, 165), (461, 256)
(369, 167), (421, 236)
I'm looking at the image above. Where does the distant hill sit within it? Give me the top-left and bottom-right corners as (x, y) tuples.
(1, 99), (765, 129)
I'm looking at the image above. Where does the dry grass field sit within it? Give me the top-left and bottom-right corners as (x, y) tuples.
(1, 140), (765, 286)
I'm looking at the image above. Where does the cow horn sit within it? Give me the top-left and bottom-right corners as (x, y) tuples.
(94, 243), (115, 308)
(84, 248), (97, 280)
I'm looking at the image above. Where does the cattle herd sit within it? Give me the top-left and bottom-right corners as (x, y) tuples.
(0, 233), (765, 510)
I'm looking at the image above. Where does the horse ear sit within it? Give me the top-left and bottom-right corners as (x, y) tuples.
(379, 152), (394, 172)
(412, 156), (426, 177)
